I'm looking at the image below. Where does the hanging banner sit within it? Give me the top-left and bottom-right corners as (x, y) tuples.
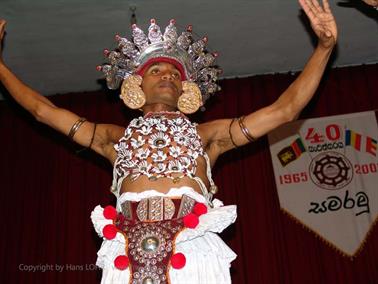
(268, 111), (378, 256)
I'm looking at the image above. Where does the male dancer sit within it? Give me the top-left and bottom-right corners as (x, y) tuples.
(0, 1), (337, 283)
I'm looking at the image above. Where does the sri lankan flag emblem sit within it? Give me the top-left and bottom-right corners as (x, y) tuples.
(277, 138), (306, 167)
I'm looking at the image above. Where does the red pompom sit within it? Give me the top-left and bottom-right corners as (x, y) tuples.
(114, 255), (129, 270)
(102, 224), (117, 240)
(96, 65), (102, 71)
(171, 253), (186, 269)
(183, 213), (199, 229)
(193, 203), (207, 216)
(103, 205), (117, 220)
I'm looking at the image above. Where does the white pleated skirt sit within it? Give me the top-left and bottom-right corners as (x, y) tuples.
(91, 187), (237, 284)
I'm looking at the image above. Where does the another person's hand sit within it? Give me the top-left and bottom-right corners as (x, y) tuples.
(362, 0), (378, 7)
(0, 19), (6, 64)
(299, 0), (338, 50)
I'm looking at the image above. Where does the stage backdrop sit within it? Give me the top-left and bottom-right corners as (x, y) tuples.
(1, 64), (378, 283)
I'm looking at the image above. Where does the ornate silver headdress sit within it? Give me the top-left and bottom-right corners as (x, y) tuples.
(97, 19), (222, 104)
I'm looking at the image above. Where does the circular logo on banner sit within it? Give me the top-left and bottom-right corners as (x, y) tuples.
(309, 151), (353, 190)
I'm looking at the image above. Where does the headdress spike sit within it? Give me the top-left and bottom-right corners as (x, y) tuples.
(177, 26), (193, 50)
(132, 24), (149, 51)
(188, 37), (207, 58)
(163, 19), (178, 43)
(148, 19), (163, 44)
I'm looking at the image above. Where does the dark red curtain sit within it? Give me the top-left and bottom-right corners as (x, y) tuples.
(1, 64), (377, 284)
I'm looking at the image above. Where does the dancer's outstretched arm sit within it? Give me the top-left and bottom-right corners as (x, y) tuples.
(199, 0), (337, 159)
(0, 20), (124, 161)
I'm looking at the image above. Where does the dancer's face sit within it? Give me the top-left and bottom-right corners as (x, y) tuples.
(141, 62), (183, 108)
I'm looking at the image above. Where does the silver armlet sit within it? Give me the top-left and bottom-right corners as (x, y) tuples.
(237, 116), (256, 142)
(68, 117), (87, 140)
(229, 118), (238, 148)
